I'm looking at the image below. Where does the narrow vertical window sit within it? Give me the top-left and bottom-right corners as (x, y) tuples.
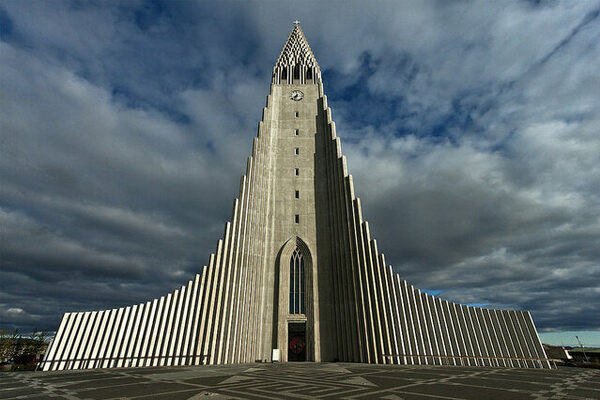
(300, 257), (305, 313)
(289, 258), (294, 313)
(289, 248), (305, 314)
(295, 111), (299, 118)
(295, 148), (299, 155)
(295, 190), (299, 199)
(295, 129), (299, 136)
(295, 168), (299, 176)
(295, 214), (299, 224)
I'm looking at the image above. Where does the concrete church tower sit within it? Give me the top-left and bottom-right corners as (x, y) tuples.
(41, 24), (551, 370)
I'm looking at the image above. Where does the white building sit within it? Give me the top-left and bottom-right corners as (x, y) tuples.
(41, 23), (551, 371)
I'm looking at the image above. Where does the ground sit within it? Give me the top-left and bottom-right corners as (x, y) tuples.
(1, 363), (599, 399)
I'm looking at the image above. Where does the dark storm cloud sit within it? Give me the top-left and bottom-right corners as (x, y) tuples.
(0, 0), (598, 336)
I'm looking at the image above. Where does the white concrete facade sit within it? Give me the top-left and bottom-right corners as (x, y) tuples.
(40, 25), (551, 371)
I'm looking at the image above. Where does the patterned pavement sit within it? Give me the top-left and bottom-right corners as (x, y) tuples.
(1, 363), (599, 399)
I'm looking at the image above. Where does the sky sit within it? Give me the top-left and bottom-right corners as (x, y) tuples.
(1, 0), (599, 347)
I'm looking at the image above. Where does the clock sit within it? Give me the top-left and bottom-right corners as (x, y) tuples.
(290, 90), (304, 101)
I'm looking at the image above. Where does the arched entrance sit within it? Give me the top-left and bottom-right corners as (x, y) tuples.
(275, 236), (316, 362)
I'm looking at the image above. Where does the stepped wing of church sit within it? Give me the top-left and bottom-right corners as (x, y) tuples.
(41, 25), (551, 371)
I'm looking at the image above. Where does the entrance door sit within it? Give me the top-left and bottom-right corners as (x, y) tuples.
(288, 322), (306, 361)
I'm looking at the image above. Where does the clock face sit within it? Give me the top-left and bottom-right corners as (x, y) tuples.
(290, 90), (304, 101)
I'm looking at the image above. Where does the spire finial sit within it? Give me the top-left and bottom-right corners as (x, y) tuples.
(273, 22), (321, 85)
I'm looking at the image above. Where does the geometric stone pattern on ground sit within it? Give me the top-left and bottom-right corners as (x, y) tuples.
(3, 363), (600, 400)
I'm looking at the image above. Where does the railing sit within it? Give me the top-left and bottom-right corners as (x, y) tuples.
(37, 354), (212, 370)
(382, 354), (557, 368)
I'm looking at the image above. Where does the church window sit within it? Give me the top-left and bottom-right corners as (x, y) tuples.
(295, 147), (299, 155)
(295, 129), (299, 136)
(295, 111), (299, 118)
(295, 190), (299, 199)
(295, 214), (299, 223)
(293, 65), (300, 81)
(289, 248), (305, 314)
(295, 168), (299, 176)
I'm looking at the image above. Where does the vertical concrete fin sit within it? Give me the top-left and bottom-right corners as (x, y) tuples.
(66, 312), (88, 370)
(392, 275), (408, 364)
(341, 156), (349, 177)
(209, 222), (232, 363)
(323, 122), (345, 361)
(443, 301), (460, 365)
(352, 199), (377, 363)
(416, 291), (433, 364)
(42, 312), (70, 371)
(76, 312), (96, 369)
(329, 120), (337, 139)
(129, 303), (147, 368)
(180, 278), (197, 364)
(424, 296), (440, 365)
(203, 240), (223, 363)
(217, 199), (240, 364)
(107, 308), (126, 368)
(134, 301), (153, 367)
(118, 306), (137, 368)
(386, 268), (403, 364)
(162, 290), (179, 366)
(174, 280), (193, 365)
(485, 308), (501, 367)
(404, 286), (418, 364)
(524, 311), (552, 368)
(97, 309), (116, 368)
(474, 307), (493, 366)
(466, 306), (484, 366)
(335, 137), (342, 159)
(436, 298), (453, 365)
(148, 297), (165, 367)
(197, 256), (216, 360)
(90, 311), (109, 369)
(191, 270), (207, 365)
(376, 253), (394, 364)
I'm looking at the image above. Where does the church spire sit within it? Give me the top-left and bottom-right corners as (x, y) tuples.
(272, 22), (321, 84)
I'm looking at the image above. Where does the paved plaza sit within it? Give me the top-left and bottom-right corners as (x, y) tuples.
(2, 363), (599, 399)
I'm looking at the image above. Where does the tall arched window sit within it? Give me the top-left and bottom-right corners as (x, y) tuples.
(289, 248), (305, 314)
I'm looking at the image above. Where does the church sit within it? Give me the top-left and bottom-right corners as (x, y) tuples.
(40, 24), (551, 371)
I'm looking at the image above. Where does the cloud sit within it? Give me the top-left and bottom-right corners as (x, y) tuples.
(1, 0), (599, 336)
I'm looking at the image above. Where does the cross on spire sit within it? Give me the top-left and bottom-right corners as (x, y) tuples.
(293, 20), (300, 26)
